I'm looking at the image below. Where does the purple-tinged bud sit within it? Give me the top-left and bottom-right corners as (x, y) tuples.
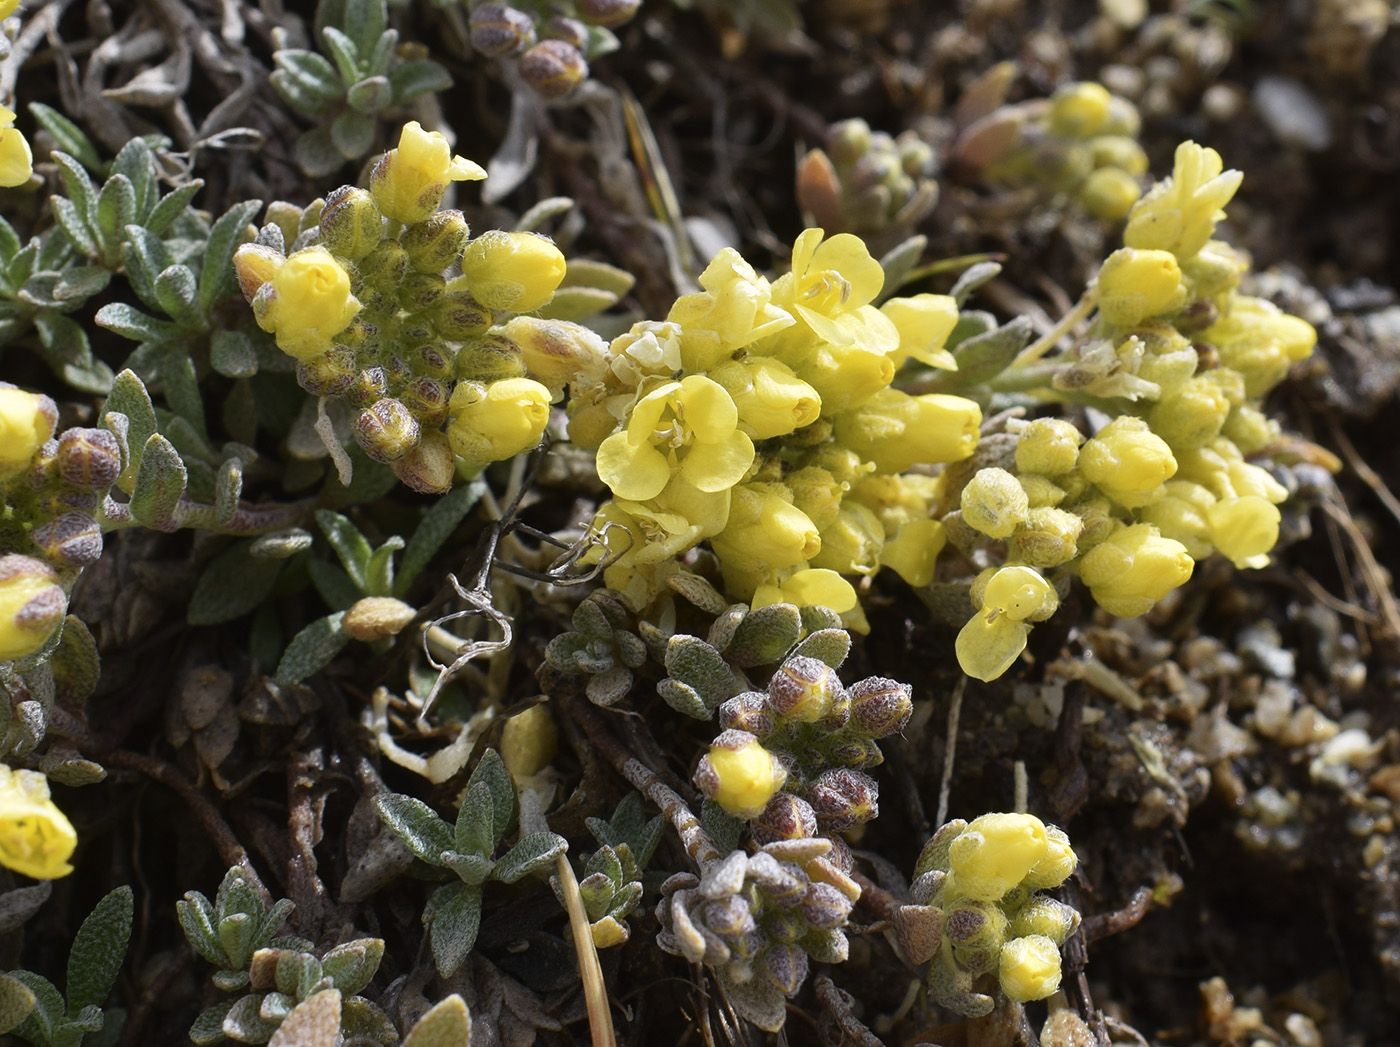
(415, 345), (454, 380)
(400, 377), (449, 427)
(0, 555), (67, 661)
(393, 431), (457, 495)
(469, 3), (536, 57)
(518, 40), (588, 100)
(232, 244), (284, 301)
(828, 737), (881, 768)
(354, 399), (421, 463)
(751, 793), (817, 845)
(318, 186), (383, 260)
(402, 210), (470, 274)
(807, 768), (879, 832)
(542, 16), (588, 50)
(456, 333), (527, 383)
(761, 943), (809, 996)
(848, 676), (913, 737)
(30, 513), (103, 568)
(801, 881), (854, 930)
(894, 903), (944, 965)
(701, 895), (755, 939)
(398, 272), (446, 311)
(357, 240), (409, 292)
(765, 908), (807, 943)
(296, 346), (357, 398)
(346, 364), (388, 407)
(945, 897), (1007, 946)
(430, 290), (495, 341)
(767, 656), (842, 723)
(718, 691), (774, 736)
(56, 428), (121, 490)
(576, 0), (641, 27)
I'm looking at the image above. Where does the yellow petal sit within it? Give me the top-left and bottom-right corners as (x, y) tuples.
(679, 430), (753, 493)
(0, 127), (33, 188)
(596, 433), (670, 501)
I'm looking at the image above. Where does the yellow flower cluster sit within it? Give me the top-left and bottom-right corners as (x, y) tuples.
(954, 142), (1316, 682)
(575, 229), (982, 620)
(235, 122), (568, 492)
(0, 765), (77, 879)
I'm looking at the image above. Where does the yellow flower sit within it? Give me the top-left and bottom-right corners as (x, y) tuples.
(956, 613), (1032, 683)
(0, 766), (76, 879)
(1207, 495), (1280, 570)
(882, 294), (959, 370)
(458, 231), (567, 313)
(960, 468), (1030, 540)
(1203, 296), (1317, 398)
(370, 121), (486, 224)
(809, 502), (884, 577)
(1015, 418), (1083, 477)
(1080, 166), (1142, 222)
(999, 935), (1063, 1003)
(0, 1), (21, 20)
(956, 566), (1058, 682)
(1047, 82), (1112, 138)
(1025, 825), (1078, 889)
(695, 732), (787, 819)
(0, 106), (33, 188)
(948, 813), (1049, 901)
(707, 357), (821, 440)
(667, 248), (794, 372)
(255, 248), (361, 361)
(1147, 376), (1230, 451)
(834, 389), (981, 474)
(1138, 480), (1216, 560)
(1078, 523), (1194, 617)
(712, 483), (820, 598)
(1078, 416), (1177, 508)
(0, 386), (57, 479)
(499, 315), (609, 401)
(752, 568), (857, 614)
(795, 340), (895, 417)
(1009, 507), (1083, 568)
(1124, 141), (1242, 262)
(1096, 248), (1184, 327)
(595, 375), (753, 502)
(879, 518), (945, 589)
(446, 377), (552, 466)
(0, 555), (66, 662)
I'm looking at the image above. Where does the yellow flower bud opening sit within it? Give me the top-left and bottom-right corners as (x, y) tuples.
(0, 766), (77, 880)
(999, 934), (1063, 1002)
(0, 106), (34, 188)
(447, 377), (552, 467)
(258, 248), (362, 361)
(1207, 496), (1281, 570)
(1078, 416), (1177, 508)
(371, 121), (486, 224)
(948, 813), (1050, 901)
(0, 387), (56, 478)
(459, 231), (568, 313)
(1097, 248), (1183, 327)
(961, 468), (1030, 539)
(0, 555), (66, 661)
(700, 737), (787, 819)
(1078, 523), (1194, 617)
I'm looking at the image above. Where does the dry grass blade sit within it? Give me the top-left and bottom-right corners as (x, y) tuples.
(555, 852), (618, 1047)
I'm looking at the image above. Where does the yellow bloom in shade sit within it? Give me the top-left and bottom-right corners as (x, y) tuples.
(255, 248), (361, 361)
(707, 357), (821, 440)
(834, 389), (982, 474)
(956, 613), (1031, 683)
(948, 812), (1049, 901)
(0, 386), (57, 479)
(999, 935), (1063, 1003)
(0, 555), (66, 662)
(446, 377), (552, 466)
(667, 248), (794, 372)
(0, 106), (33, 188)
(695, 732), (787, 819)
(370, 121), (486, 224)
(956, 565), (1057, 681)
(458, 231), (567, 313)
(752, 568), (857, 614)
(882, 294), (959, 370)
(1078, 523), (1194, 617)
(1124, 141), (1242, 262)
(595, 375), (753, 502)
(0, 766), (77, 879)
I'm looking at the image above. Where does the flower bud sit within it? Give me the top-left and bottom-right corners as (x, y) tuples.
(848, 676), (913, 737)
(1078, 416), (1176, 508)
(499, 315), (608, 399)
(446, 377), (551, 466)
(945, 897), (1008, 946)
(543, 15), (589, 49)
(55, 427), (121, 490)
(342, 596), (417, 641)
(257, 248), (362, 361)
(694, 730), (787, 819)
(0, 555), (67, 661)
(469, 3), (536, 56)
(576, 0), (641, 27)
(317, 186), (383, 260)
(802, 881), (854, 930)
(399, 377), (449, 426)
(0, 105), (34, 189)
(795, 342), (894, 417)
(370, 121), (486, 225)
(947, 813), (1049, 901)
(1137, 480), (1214, 559)
(455, 333), (528, 383)
(1008, 507), (1082, 568)
(0, 766), (77, 879)
(752, 793), (818, 844)
(1206, 495), (1280, 570)
(960, 467), (1029, 539)
(1078, 522), (1193, 617)
(459, 231), (567, 313)
(354, 398), (421, 463)
(999, 935), (1062, 1002)
(518, 40), (588, 100)
(807, 768), (879, 832)
(1015, 418), (1083, 476)
(401, 210), (470, 274)
(708, 358), (821, 441)
(1047, 82), (1111, 138)
(0, 387), (58, 479)
(430, 289), (494, 341)
(1080, 166), (1141, 221)
(341, 360), (386, 406)
(762, 943), (809, 997)
(232, 243), (284, 300)
(30, 513), (103, 568)
(1097, 247), (1184, 328)
(397, 271), (446, 311)
(834, 389), (982, 473)
(392, 430), (457, 494)
(767, 656), (842, 724)
(719, 691), (775, 736)
(1009, 896), (1080, 944)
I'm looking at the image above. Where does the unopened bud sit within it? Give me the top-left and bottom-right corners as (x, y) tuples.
(518, 40), (588, 100)
(543, 16), (588, 49)
(232, 243), (284, 300)
(576, 0), (640, 27)
(694, 729), (787, 820)
(1008, 896), (1080, 945)
(961, 467), (1030, 539)
(344, 362), (388, 407)
(751, 793), (817, 844)
(807, 768), (878, 832)
(469, 3), (536, 57)
(297, 346), (358, 399)
(397, 271), (446, 311)
(30, 513), (103, 568)
(459, 230), (567, 313)
(401, 210), (470, 273)
(430, 289), (494, 341)
(357, 240), (409, 293)
(999, 934), (1062, 1003)
(318, 186), (383, 260)
(354, 398), (421, 463)
(767, 655), (842, 724)
(848, 676), (913, 737)
(392, 430), (456, 494)
(762, 943), (809, 997)
(718, 691), (775, 736)
(0, 555), (67, 661)
(342, 596), (417, 641)
(55, 428), (121, 491)
(0, 387), (58, 480)
(455, 333), (527, 383)
(945, 897), (1008, 946)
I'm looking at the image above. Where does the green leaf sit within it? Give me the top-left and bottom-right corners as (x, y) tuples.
(344, 77), (392, 117)
(791, 628), (851, 669)
(387, 60), (452, 103)
(663, 635), (736, 716)
(320, 939), (383, 997)
(275, 612), (348, 685)
(51, 152), (97, 225)
(0, 974), (35, 1036)
(401, 995), (471, 1047)
(67, 886), (133, 1013)
(949, 261), (1003, 307)
(452, 782), (495, 859)
(700, 799), (744, 856)
(467, 750), (517, 841)
(93, 175), (137, 259)
(162, 349), (206, 431)
(200, 200), (262, 313)
(330, 109), (375, 160)
(209, 329), (258, 379)
(188, 1001), (235, 1045)
(363, 536), (403, 598)
(493, 833), (567, 884)
(175, 895), (225, 965)
(111, 139), (153, 215)
(94, 302), (180, 343)
(441, 852), (494, 888)
(340, 0), (387, 59)
(372, 794), (453, 866)
(121, 225), (174, 310)
(145, 181), (204, 237)
(314, 510), (372, 593)
(271, 51), (343, 112)
(28, 104), (102, 172)
(154, 264), (204, 328)
(214, 458), (243, 528)
(320, 26), (363, 85)
(307, 559), (360, 612)
(426, 883), (480, 979)
(395, 479), (484, 596)
(222, 995), (280, 1044)
(53, 265), (111, 303)
(339, 996), (396, 1046)
(50, 197), (96, 257)
(293, 126), (349, 179)
(189, 541), (284, 625)
(725, 604), (802, 667)
(7, 971), (62, 1046)
(129, 433), (187, 531)
(925, 315), (1032, 390)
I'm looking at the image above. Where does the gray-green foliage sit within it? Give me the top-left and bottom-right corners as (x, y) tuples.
(3, 885), (133, 1047)
(566, 792), (663, 947)
(373, 749), (568, 977)
(271, 0), (452, 176)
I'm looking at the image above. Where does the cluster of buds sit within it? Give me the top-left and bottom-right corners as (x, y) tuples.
(956, 81), (1149, 221)
(656, 837), (859, 1031)
(893, 814), (1079, 1018)
(695, 654), (912, 834)
(797, 118), (938, 248)
(468, 0), (641, 101)
(951, 142), (1317, 681)
(576, 227), (982, 624)
(235, 122), (573, 492)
